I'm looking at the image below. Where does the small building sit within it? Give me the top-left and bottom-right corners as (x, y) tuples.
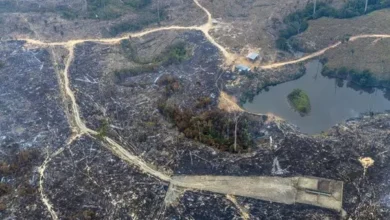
(235, 64), (251, 73)
(246, 52), (260, 62)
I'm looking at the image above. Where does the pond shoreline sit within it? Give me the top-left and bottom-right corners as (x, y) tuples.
(243, 60), (390, 134)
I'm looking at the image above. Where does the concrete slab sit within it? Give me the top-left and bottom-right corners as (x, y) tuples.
(171, 175), (343, 212)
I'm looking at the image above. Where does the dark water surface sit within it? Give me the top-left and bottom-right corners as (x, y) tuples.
(244, 60), (390, 134)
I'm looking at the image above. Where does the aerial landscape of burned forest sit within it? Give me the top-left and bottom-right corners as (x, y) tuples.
(1, 0), (390, 219)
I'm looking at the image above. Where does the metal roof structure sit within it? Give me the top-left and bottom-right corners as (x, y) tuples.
(246, 52), (259, 61)
(235, 64), (251, 72)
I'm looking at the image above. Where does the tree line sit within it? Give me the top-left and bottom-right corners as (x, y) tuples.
(322, 66), (390, 88)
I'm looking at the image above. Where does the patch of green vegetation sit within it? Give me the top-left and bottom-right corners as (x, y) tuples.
(322, 66), (390, 88)
(96, 119), (109, 140)
(120, 40), (189, 66)
(157, 42), (189, 66)
(158, 103), (253, 153)
(115, 41), (189, 83)
(277, 0), (390, 50)
(144, 121), (157, 127)
(287, 89), (311, 115)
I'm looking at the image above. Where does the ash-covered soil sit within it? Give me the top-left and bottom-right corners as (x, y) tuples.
(0, 41), (70, 149)
(61, 29), (390, 219)
(44, 136), (168, 219)
(0, 2), (390, 218)
(68, 31), (227, 171)
(0, 41), (70, 218)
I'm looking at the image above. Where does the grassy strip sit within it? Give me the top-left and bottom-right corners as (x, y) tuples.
(287, 89), (311, 115)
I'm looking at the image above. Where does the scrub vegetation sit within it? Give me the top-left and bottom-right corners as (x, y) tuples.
(158, 103), (254, 153)
(96, 119), (109, 140)
(287, 89), (311, 115)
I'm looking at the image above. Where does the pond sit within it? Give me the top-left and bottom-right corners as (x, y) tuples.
(244, 60), (390, 134)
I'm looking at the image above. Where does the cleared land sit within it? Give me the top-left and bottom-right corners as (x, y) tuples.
(202, 0), (345, 63)
(290, 8), (390, 79)
(2, 0), (390, 219)
(323, 38), (390, 80)
(292, 8), (390, 51)
(0, 0), (205, 41)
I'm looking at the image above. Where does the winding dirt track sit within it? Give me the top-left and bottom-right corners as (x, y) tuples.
(8, 0), (390, 217)
(260, 42), (342, 69)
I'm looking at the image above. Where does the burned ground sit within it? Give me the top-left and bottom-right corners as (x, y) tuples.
(0, 41), (70, 218)
(1, 0), (390, 219)
(67, 31), (228, 170)
(0, 41), (70, 150)
(44, 136), (168, 219)
(59, 23), (390, 219)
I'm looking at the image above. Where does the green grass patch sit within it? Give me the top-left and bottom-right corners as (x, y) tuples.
(287, 89), (311, 115)
(114, 41), (189, 84)
(96, 119), (109, 140)
(157, 42), (189, 66)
